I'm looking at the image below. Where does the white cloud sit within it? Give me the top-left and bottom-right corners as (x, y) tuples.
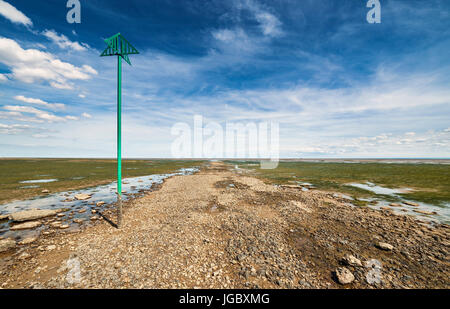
(4, 105), (65, 122)
(0, 122), (31, 134)
(254, 11), (282, 37)
(0, 0), (32, 26)
(32, 134), (49, 139)
(78, 94), (86, 99)
(81, 65), (98, 75)
(0, 123), (30, 129)
(49, 81), (74, 90)
(0, 37), (97, 89)
(213, 29), (239, 42)
(0, 110), (44, 123)
(65, 115), (79, 121)
(209, 1), (282, 58)
(42, 29), (89, 52)
(0, 73), (7, 81)
(238, 0), (283, 37)
(82, 112), (92, 118)
(14, 95), (65, 110)
(289, 129), (450, 156)
(3, 105), (77, 122)
(211, 27), (265, 58)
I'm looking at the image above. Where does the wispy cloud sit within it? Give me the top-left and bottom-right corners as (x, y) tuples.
(3, 105), (77, 123)
(42, 29), (89, 52)
(0, 0), (32, 26)
(238, 0), (283, 37)
(14, 95), (65, 110)
(0, 123), (31, 134)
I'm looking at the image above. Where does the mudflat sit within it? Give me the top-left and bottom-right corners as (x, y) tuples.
(0, 162), (448, 289)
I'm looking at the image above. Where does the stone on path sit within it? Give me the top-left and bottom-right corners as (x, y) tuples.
(340, 254), (362, 267)
(403, 201), (419, 207)
(10, 221), (42, 231)
(9, 209), (61, 222)
(74, 194), (91, 201)
(335, 267), (355, 285)
(389, 203), (402, 207)
(10, 221), (42, 230)
(19, 237), (38, 245)
(0, 239), (16, 252)
(413, 210), (436, 215)
(50, 222), (62, 228)
(376, 242), (394, 251)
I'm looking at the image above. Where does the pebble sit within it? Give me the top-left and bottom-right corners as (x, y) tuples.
(340, 254), (362, 267)
(335, 267), (355, 285)
(376, 242), (394, 251)
(0, 239), (16, 252)
(403, 201), (419, 207)
(413, 210), (436, 215)
(50, 222), (62, 228)
(19, 237), (38, 245)
(10, 221), (42, 230)
(389, 203), (402, 207)
(75, 194), (92, 201)
(18, 252), (31, 260)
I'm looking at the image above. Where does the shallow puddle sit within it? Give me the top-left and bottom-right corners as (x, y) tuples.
(19, 185), (41, 189)
(0, 167), (199, 240)
(19, 179), (58, 184)
(347, 182), (413, 195)
(295, 181), (449, 224)
(373, 200), (450, 224)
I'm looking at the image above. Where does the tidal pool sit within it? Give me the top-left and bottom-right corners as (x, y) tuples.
(347, 182), (413, 195)
(346, 182), (448, 224)
(0, 167), (199, 240)
(19, 179), (58, 184)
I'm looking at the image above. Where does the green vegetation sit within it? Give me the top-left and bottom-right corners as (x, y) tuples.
(228, 161), (450, 207)
(0, 159), (205, 204)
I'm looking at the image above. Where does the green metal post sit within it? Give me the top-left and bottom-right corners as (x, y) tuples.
(100, 33), (139, 229)
(117, 55), (122, 227)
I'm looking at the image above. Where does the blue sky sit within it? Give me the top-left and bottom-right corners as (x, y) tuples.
(0, 0), (449, 158)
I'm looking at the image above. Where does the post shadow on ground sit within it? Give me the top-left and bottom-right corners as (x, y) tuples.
(97, 212), (119, 229)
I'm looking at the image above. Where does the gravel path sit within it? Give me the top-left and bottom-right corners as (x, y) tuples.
(0, 162), (448, 289)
